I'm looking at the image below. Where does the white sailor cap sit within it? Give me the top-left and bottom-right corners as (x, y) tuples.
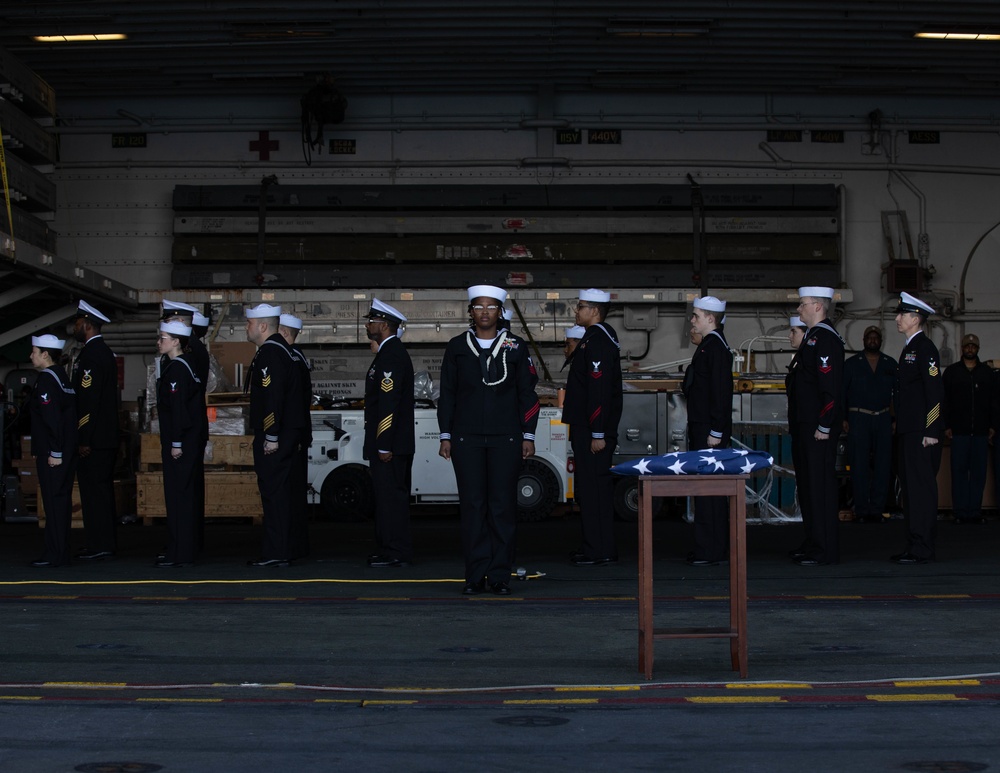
(579, 288), (611, 303)
(192, 312), (210, 327)
(789, 315), (807, 329)
(76, 300), (111, 324)
(693, 295), (726, 313)
(367, 298), (407, 324)
(161, 299), (198, 317)
(279, 313), (303, 330)
(896, 291), (935, 317)
(31, 333), (66, 350)
(245, 303), (282, 319)
(798, 286), (836, 300)
(159, 320), (192, 337)
(467, 285), (508, 304)
(564, 325), (586, 340)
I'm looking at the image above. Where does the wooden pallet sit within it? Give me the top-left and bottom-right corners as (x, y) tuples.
(139, 434), (255, 471)
(136, 470), (262, 525)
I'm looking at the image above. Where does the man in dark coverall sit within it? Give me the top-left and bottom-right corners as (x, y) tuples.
(842, 326), (897, 522)
(789, 286), (844, 566)
(563, 288), (624, 567)
(683, 295), (734, 566)
(72, 300), (120, 561)
(363, 299), (415, 568)
(278, 312), (313, 560)
(244, 303), (306, 567)
(891, 292), (944, 563)
(943, 333), (993, 524)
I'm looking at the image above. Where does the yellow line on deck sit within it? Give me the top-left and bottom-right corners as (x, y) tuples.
(687, 696), (786, 704)
(866, 693), (964, 702)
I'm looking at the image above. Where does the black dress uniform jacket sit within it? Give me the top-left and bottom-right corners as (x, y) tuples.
(30, 365), (78, 566)
(562, 323), (624, 440)
(943, 358), (993, 436)
(247, 334), (306, 439)
(682, 329), (734, 441)
(790, 320), (845, 434)
(74, 335), (120, 450)
(364, 335), (415, 458)
(158, 356), (204, 452)
(438, 330), (540, 441)
(895, 331), (944, 438)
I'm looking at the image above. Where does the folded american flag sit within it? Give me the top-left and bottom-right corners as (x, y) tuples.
(611, 448), (774, 476)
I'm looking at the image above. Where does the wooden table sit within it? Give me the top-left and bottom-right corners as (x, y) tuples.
(637, 474), (748, 679)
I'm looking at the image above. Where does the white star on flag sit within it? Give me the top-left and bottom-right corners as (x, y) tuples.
(740, 458), (755, 474)
(633, 458), (652, 474)
(668, 458), (687, 474)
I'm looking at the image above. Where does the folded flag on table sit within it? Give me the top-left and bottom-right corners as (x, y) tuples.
(611, 448), (774, 476)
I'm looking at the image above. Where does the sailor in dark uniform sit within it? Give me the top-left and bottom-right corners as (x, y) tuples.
(363, 299), (415, 568)
(278, 313), (313, 560)
(438, 285), (540, 595)
(72, 300), (120, 561)
(28, 333), (77, 567)
(244, 303), (307, 567)
(563, 288), (624, 566)
(562, 325), (585, 369)
(155, 319), (203, 566)
(162, 300), (210, 552)
(682, 296), (734, 566)
(789, 286), (845, 566)
(891, 292), (944, 563)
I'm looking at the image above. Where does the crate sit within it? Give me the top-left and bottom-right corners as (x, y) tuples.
(136, 470), (262, 525)
(139, 434), (255, 470)
(37, 479), (135, 529)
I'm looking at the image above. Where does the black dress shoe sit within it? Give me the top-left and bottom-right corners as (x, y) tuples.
(30, 559), (57, 568)
(892, 552), (930, 564)
(155, 560), (191, 568)
(368, 556), (411, 568)
(462, 578), (487, 596)
(794, 556), (832, 566)
(687, 555), (722, 567)
(571, 556), (616, 566)
(491, 581), (511, 596)
(77, 550), (114, 561)
(247, 558), (290, 567)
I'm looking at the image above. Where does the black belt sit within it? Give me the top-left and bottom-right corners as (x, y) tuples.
(849, 407), (889, 416)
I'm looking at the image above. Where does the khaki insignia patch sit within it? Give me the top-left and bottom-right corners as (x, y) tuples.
(377, 414), (392, 436)
(928, 359), (938, 377)
(926, 404), (940, 427)
(261, 366), (271, 388)
(81, 369), (93, 389)
(381, 371), (394, 392)
(79, 414), (90, 428)
(263, 413), (275, 430)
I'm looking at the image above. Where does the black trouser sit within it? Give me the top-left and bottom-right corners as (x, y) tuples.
(253, 430), (302, 561)
(571, 427), (617, 560)
(846, 410), (892, 517)
(194, 435), (206, 553)
(688, 422), (730, 562)
(898, 432), (942, 559)
(289, 439), (310, 559)
(77, 447), (117, 552)
(794, 425), (841, 563)
(450, 434), (520, 585)
(370, 453), (414, 561)
(37, 455), (77, 565)
(162, 444), (200, 563)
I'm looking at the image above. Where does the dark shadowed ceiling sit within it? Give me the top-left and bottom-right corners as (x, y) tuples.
(1, 1), (1000, 101)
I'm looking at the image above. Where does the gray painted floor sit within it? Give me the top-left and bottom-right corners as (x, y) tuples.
(1, 507), (998, 771)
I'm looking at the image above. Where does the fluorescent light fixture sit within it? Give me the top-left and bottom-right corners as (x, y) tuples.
(915, 31), (1000, 40)
(33, 33), (127, 42)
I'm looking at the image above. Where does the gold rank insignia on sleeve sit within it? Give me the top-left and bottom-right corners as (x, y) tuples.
(263, 412), (275, 430)
(381, 371), (394, 392)
(78, 414), (90, 428)
(261, 366), (271, 388)
(926, 403), (940, 427)
(81, 369), (93, 388)
(377, 414), (392, 436)
(927, 359), (938, 377)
